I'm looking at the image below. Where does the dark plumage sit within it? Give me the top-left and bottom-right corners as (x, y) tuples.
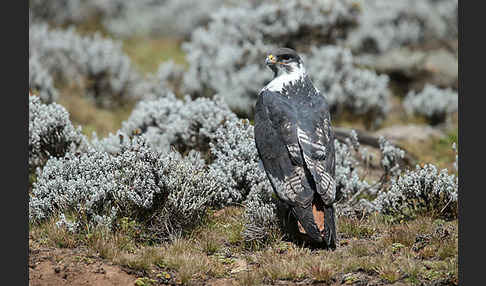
(254, 47), (337, 249)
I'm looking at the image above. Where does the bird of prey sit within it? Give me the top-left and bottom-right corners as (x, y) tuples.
(254, 47), (337, 249)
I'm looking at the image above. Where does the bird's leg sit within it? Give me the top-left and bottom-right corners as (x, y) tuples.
(322, 204), (337, 250)
(276, 200), (298, 241)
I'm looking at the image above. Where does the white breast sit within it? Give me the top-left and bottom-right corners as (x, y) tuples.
(263, 65), (306, 93)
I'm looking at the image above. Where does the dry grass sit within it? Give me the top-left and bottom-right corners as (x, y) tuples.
(60, 18), (187, 75)
(397, 126), (458, 172)
(190, 207), (246, 251)
(57, 84), (135, 138)
(348, 241), (372, 257)
(338, 216), (376, 239)
(29, 205), (458, 286)
(123, 37), (187, 74)
(256, 246), (311, 281)
(161, 240), (227, 283)
(29, 199), (457, 286)
(376, 262), (402, 283)
(234, 270), (264, 286)
(382, 224), (416, 248)
(29, 216), (79, 249)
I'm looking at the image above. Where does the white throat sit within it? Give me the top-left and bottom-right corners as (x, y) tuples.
(263, 63), (306, 93)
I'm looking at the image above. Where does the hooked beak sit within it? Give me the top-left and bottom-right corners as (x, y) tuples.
(265, 54), (277, 66)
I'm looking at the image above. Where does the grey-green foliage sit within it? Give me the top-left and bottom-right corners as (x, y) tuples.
(378, 136), (405, 176)
(332, 131), (458, 221)
(28, 95), (87, 174)
(373, 164), (458, 219)
(29, 0), (232, 38)
(120, 93), (238, 154)
(117, 94), (269, 207)
(29, 0), (149, 28)
(434, 0), (458, 40)
(334, 137), (371, 204)
(347, 0), (458, 54)
(41, 91), (257, 241)
(29, 0), (105, 25)
(305, 46), (390, 126)
(403, 84), (458, 124)
(94, 94), (267, 208)
(102, 0), (226, 38)
(452, 142), (458, 172)
(332, 131), (407, 217)
(150, 150), (218, 240)
(29, 135), (161, 223)
(182, 0), (360, 116)
(207, 118), (266, 206)
(55, 213), (80, 233)
(91, 94), (278, 241)
(30, 134), (217, 241)
(29, 52), (58, 104)
(151, 60), (186, 96)
(29, 23), (140, 107)
(130, 60), (186, 101)
(241, 177), (278, 244)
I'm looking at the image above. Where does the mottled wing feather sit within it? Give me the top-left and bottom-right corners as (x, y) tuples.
(254, 90), (314, 208)
(255, 89), (336, 207)
(295, 100), (336, 206)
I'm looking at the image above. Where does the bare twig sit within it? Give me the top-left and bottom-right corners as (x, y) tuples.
(333, 127), (418, 167)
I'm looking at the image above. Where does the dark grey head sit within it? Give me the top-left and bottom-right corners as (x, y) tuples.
(265, 47), (304, 78)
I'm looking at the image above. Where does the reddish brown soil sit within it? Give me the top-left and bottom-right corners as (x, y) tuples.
(29, 246), (137, 286)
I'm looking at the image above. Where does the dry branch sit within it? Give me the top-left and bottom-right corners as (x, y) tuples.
(333, 127), (418, 167)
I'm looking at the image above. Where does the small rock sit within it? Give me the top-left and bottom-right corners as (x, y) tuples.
(54, 267), (61, 274)
(95, 267), (106, 274)
(423, 49), (458, 88)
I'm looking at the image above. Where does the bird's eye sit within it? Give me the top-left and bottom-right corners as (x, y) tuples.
(280, 54), (292, 61)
